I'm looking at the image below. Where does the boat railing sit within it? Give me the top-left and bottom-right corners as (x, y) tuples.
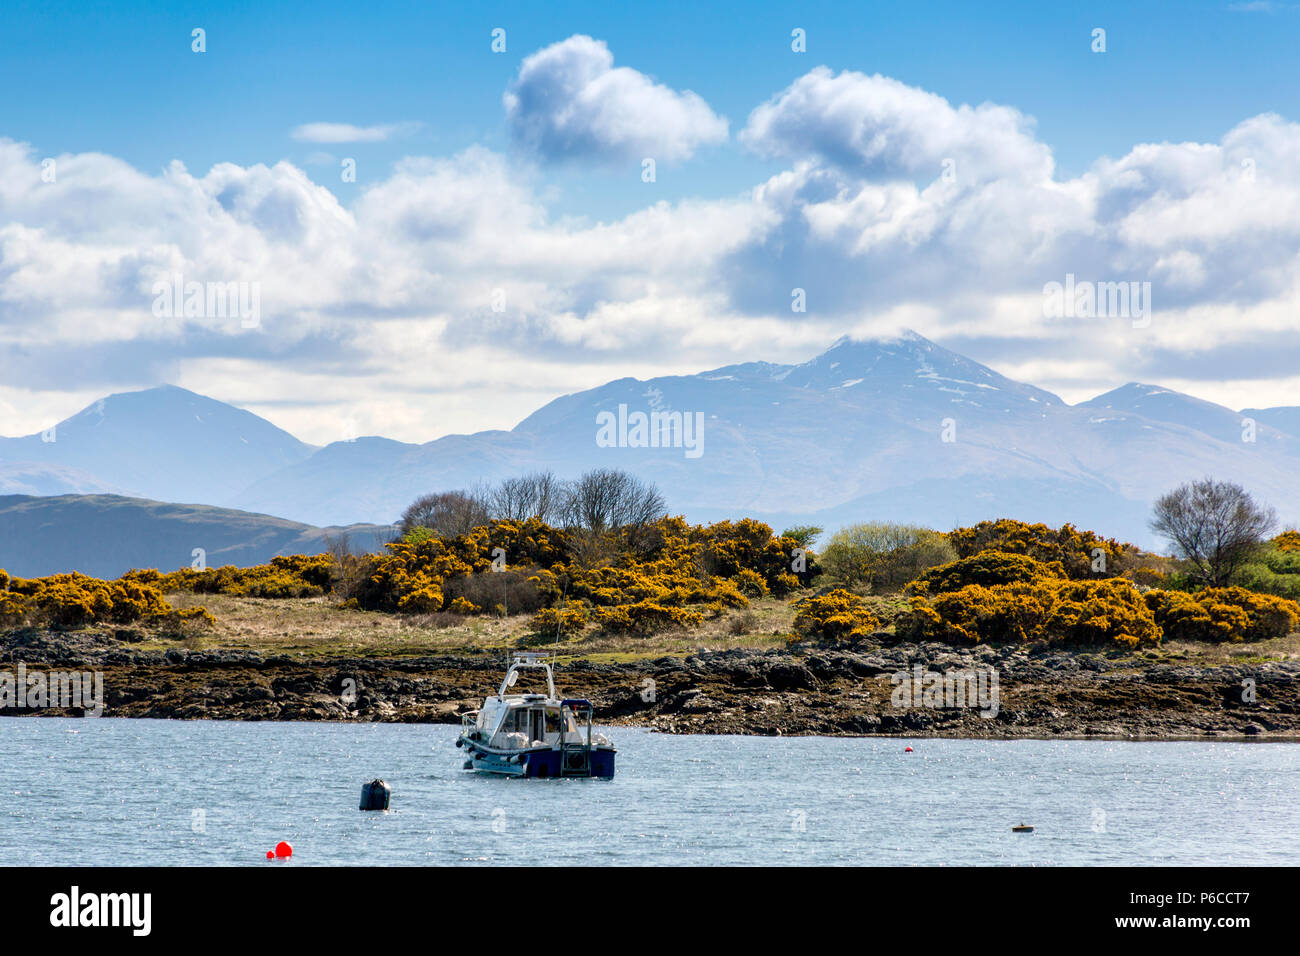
(558, 699), (595, 776)
(498, 654), (558, 699)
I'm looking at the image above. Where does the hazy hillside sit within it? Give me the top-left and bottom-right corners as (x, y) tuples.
(231, 331), (1300, 547)
(4, 332), (1299, 549)
(1243, 406), (1300, 438)
(0, 386), (316, 504)
(0, 494), (394, 579)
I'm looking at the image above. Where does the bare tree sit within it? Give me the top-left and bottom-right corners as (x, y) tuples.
(399, 489), (490, 537)
(1150, 478), (1276, 586)
(487, 471), (563, 524)
(561, 468), (666, 533)
(322, 532), (372, 597)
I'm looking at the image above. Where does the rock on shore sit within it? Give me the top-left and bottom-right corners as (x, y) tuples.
(3, 629), (1299, 738)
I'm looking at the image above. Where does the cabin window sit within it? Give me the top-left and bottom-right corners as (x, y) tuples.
(502, 709), (529, 734)
(545, 709), (578, 736)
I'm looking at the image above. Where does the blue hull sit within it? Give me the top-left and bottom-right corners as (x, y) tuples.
(466, 745), (616, 779)
(522, 747), (616, 779)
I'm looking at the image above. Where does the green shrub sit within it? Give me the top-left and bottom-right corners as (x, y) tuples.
(1233, 543), (1300, 601)
(820, 523), (955, 593)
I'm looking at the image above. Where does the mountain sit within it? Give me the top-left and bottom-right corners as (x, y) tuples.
(234, 330), (1069, 526)
(0, 385), (316, 505)
(1241, 406), (1300, 439)
(231, 331), (1300, 547)
(1079, 384), (1298, 451)
(0, 461), (126, 497)
(0, 494), (395, 579)
(4, 332), (1299, 551)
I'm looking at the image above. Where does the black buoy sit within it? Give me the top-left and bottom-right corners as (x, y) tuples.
(359, 778), (391, 811)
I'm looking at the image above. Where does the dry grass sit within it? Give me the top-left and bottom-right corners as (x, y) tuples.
(143, 592), (1300, 666)
(1157, 632), (1300, 665)
(160, 592), (798, 661)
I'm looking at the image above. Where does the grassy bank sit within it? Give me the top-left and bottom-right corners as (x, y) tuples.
(160, 591), (1300, 670)
(161, 591), (799, 661)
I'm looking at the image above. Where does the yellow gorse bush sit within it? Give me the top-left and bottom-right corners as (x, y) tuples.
(908, 551), (1067, 596)
(528, 603), (590, 635)
(896, 519), (1300, 646)
(351, 516), (815, 636)
(1, 569), (213, 629)
(897, 546), (1161, 647)
(947, 519), (1132, 578)
(123, 554), (335, 598)
(1146, 586), (1300, 643)
(0, 517), (815, 640)
(792, 589), (882, 642)
(899, 533), (1300, 646)
(899, 577), (1160, 647)
(1274, 530), (1300, 553)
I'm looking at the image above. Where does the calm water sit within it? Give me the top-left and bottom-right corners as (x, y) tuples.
(2, 718), (1298, 866)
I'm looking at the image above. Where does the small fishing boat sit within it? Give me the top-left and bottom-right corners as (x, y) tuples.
(455, 652), (616, 778)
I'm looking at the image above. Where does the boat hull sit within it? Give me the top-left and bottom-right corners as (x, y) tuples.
(463, 743), (616, 779)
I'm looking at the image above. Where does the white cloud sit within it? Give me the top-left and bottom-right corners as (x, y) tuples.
(290, 121), (421, 143)
(5, 66), (1300, 442)
(503, 35), (728, 164)
(740, 66), (1052, 183)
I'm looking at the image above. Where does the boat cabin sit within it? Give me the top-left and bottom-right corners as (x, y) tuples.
(473, 654), (583, 749)
(456, 652), (616, 778)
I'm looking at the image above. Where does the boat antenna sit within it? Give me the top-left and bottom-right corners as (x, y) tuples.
(550, 578), (569, 661)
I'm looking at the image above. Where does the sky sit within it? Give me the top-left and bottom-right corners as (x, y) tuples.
(1, 0), (1298, 443)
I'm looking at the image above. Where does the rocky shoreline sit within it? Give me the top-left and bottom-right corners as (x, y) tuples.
(3, 628), (1300, 738)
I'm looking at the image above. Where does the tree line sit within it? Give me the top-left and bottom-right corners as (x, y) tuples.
(398, 468), (666, 539)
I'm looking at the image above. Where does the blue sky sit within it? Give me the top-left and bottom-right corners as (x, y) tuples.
(5, 0), (1297, 213)
(1, 0), (1299, 442)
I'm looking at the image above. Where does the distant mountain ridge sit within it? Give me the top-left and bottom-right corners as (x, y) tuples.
(0, 495), (394, 579)
(0, 385), (316, 506)
(2, 331), (1297, 550)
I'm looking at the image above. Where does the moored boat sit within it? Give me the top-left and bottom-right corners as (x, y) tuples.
(455, 652), (616, 778)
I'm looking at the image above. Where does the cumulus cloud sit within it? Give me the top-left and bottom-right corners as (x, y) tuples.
(4, 65), (1300, 442)
(290, 121), (421, 143)
(503, 35), (728, 164)
(740, 66), (1052, 183)
(0, 137), (767, 442)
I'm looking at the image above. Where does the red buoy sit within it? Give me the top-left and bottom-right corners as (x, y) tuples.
(266, 850), (274, 859)
(274, 841), (293, 858)
(904, 746), (913, 752)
